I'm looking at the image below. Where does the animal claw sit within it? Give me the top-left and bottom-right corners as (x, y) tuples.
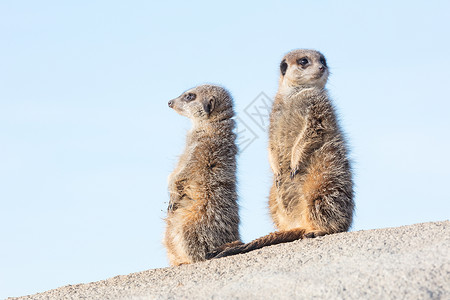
(275, 174), (282, 188)
(290, 168), (298, 179)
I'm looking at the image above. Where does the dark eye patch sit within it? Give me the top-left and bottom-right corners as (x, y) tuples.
(185, 93), (196, 102)
(280, 59), (288, 76)
(319, 56), (327, 67)
(297, 57), (309, 66)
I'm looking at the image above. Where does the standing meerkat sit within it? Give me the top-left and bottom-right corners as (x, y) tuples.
(208, 49), (354, 259)
(164, 84), (241, 266)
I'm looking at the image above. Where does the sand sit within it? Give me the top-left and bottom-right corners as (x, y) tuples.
(10, 221), (450, 300)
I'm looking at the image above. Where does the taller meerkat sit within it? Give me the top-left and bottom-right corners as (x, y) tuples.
(164, 84), (240, 266)
(209, 49), (354, 258)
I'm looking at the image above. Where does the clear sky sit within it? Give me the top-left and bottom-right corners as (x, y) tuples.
(1, 0), (449, 298)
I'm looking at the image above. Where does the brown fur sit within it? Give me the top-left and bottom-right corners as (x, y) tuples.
(208, 49), (354, 259)
(164, 84), (240, 266)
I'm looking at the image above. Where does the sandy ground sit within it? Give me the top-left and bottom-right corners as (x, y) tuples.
(10, 221), (450, 300)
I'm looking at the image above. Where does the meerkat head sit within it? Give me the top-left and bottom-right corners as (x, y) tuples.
(279, 49), (329, 93)
(168, 84), (234, 122)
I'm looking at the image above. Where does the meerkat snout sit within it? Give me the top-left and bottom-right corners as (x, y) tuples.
(168, 100), (174, 108)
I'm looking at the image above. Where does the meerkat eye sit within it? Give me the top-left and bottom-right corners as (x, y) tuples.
(184, 93), (196, 102)
(280, 59), (288, 76)
(297, 58), (309, 66)
(320, 56), (327, 67)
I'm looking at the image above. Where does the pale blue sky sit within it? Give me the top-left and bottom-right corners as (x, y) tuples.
(1, 1), (449, 298)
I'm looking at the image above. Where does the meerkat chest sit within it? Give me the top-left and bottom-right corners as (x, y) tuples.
(273, 106), (306, 150)
(168, 139), (198, 184)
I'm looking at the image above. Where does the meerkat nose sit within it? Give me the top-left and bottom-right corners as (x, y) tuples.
(319, 65), (325, 72)
(168, 100), (174, 108)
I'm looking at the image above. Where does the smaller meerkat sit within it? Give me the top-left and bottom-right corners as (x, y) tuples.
(207, 49), (354, 259)
(164, 84), (241, 266)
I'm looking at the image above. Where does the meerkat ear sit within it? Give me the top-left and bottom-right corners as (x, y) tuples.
(203, 97), (216, 116)
(280, 59), (288, 76)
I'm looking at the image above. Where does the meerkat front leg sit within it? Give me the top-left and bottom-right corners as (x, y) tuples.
(268, 145), (282, 187)
(167, 178), (187, 212)
(290, 117), (324, 178)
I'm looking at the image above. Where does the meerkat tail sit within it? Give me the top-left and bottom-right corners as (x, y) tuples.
(212, 228), (308, 259)
(205, 240), (243, 259)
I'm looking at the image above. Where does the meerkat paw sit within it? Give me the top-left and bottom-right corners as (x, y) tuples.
(275, 173), (282, 188)
(290, 166), (299, 179)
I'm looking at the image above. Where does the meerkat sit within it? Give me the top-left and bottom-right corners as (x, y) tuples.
(164, 84), (241, 266)
(207, 49), (354, 259)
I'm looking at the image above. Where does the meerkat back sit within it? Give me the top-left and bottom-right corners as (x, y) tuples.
(163, 84), (240, 266)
